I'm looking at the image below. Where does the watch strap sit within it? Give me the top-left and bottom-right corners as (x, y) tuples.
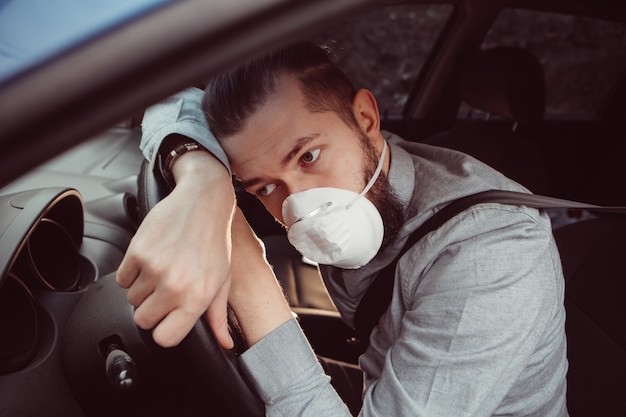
(159, 140), (202, 187)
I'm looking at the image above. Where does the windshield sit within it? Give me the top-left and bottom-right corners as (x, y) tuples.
(0, 0), (172, 83)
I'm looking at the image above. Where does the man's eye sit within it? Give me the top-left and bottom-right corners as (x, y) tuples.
(258, 183), (277, 196)
(301, 148), (320, 164)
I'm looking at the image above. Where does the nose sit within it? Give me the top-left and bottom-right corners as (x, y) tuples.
(282, 173), (320, 198)
(284, 183), (307, 197)
(275, 177), (319, 224)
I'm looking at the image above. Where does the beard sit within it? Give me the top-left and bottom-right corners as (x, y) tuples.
(358, 132), (405, 246)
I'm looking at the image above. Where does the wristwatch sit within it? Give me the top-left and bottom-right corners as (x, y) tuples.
(157, 135), (204, 188)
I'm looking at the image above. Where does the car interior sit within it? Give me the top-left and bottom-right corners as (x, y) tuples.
(0, 0), (625, 416)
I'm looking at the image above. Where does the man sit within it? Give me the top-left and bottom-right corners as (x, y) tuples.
(117, 42), (569, 416)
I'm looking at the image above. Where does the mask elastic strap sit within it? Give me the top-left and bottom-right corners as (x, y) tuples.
(347, 140), (388, 209)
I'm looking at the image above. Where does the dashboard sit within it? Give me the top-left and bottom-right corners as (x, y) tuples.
(0, 128), (144, 416)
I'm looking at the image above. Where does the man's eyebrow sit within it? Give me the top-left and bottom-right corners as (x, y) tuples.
(281, 134), (319, 168)
(240, 134), (320, 190)
(240, 176), (263, 190)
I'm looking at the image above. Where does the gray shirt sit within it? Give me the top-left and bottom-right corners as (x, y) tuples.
(141, 88), (569, 417)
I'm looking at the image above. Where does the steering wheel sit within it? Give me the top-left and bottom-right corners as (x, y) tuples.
(136, 159), (265, 416)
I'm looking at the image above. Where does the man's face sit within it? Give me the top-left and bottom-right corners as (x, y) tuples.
(221, 75), (381, 225)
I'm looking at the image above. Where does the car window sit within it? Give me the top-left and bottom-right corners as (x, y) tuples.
(310, 4), (453, 117)
(480, 9), (626, 120)
(0, 0), (172, 83)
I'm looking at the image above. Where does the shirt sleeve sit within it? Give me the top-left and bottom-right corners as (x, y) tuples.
(139, 86), (231, 175)
(239, 319), (353, 417)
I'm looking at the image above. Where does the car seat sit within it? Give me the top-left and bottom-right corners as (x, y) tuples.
(579, 139), (626, 206)
(425, 46), (549, 194)
(553, 214), (626, 416)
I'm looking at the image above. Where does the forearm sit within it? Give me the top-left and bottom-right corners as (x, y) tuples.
(228, 210), (293, 346)
(229, 210), (351, 416)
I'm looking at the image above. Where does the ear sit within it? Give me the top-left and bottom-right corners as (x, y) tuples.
(352, 89), (381, 139)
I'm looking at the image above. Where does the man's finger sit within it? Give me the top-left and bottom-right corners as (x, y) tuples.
(151, 308), (201, 348)
(205, 283), (234, 350)
(125, 274), (155, 307)
(116, 252), (140, 288)
(133, 291), (176, 331)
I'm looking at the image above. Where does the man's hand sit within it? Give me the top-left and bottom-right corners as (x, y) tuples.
(117, 151), (236, 349)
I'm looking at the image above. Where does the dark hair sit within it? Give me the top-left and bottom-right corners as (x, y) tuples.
(202, 41), (358, 141)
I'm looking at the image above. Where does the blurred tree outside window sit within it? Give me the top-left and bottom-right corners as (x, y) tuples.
(310, 4), (453, 117)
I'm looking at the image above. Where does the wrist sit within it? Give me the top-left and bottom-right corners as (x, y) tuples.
(168, 151), (236, 226)
(229, 272), (293, 346)
(173, 153), (236, 213)
(157, 134), (200, 187)
(157, 134), (231, 190)
(172, 150), (230, 185)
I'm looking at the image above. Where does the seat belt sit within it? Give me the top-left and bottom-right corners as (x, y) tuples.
(352, 189), (626, 345)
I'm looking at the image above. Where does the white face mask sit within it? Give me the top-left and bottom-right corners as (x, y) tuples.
(281, 141), (388, 269)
